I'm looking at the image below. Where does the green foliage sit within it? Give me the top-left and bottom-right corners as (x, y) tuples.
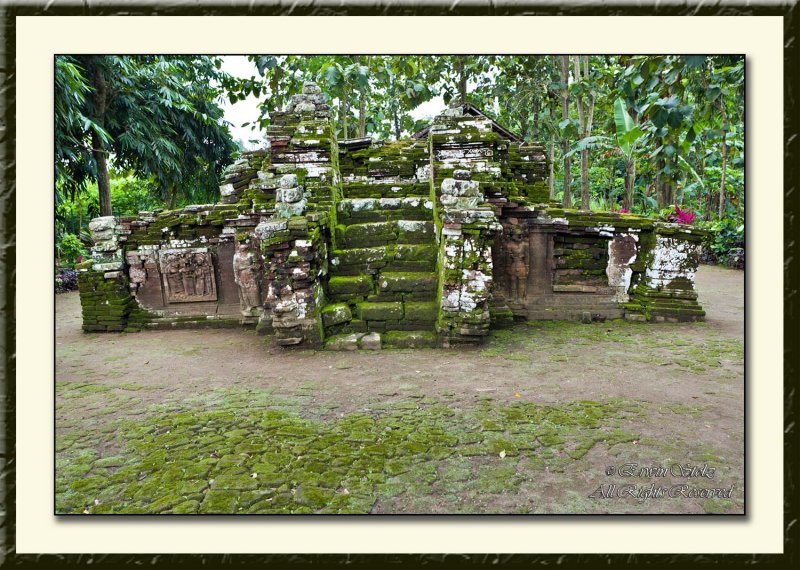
(55, 54), (744, 254)
(613, 97), (644, 157)
(55, 57), (110, 201)
(56, 233), (86, 266)
(700, 217), (744, 259)
(224, 55), (437, 140)
(55, 55), (237, 210)
(56, 174), (164, 240)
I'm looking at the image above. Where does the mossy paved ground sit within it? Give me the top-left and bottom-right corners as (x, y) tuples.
(56, 265), (744, 514)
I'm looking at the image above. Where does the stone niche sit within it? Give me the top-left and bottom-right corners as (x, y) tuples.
(158, 248), (217, 303)
(125, 238), (242, 319)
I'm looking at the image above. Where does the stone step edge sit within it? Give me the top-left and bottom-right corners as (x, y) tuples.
(324, 330), (440, 350)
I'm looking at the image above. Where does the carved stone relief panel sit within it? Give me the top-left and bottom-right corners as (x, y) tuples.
(158, 248), (217, 303)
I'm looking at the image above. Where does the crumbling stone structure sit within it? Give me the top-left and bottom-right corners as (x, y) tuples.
(77, 82), (708, 348)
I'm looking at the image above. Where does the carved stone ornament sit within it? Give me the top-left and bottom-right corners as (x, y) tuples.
(233, 242), (263, 315)
(158, 248), (217, 303)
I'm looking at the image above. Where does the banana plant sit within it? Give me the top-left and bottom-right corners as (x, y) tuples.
(612, 97), (644, 211)
(563, 97), (643, 211)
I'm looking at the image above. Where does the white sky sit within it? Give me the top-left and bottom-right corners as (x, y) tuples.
(218, 56), (447, 149)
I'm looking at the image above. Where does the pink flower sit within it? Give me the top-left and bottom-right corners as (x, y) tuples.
(619, 208), (629, 214)
(673, 206), (695, 225)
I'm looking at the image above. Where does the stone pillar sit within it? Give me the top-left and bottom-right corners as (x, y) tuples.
(88, 216), (124, 272)
(438, 208), (501, 345)
(77, 216), (135, 332)
(255, 213), (330, 346)
(246, 82), (335, 346)
(625, 223), (708, 322)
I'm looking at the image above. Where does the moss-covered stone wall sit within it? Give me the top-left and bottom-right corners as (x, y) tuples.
(256, 212), (330, 346)
(77, 84), (708, 348)
(321, 136), (439, 349)
(623, 224), (708, 322)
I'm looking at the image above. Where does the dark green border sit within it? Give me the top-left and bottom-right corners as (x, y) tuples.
(1, 1), (797, 567)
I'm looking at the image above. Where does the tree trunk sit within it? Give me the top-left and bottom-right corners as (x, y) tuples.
(393, 109), (401, 141)
(623, 159), (636, 211)
(456, 56), (467, 104)
(167, 186), (177, 210)
(340, 91), (349, 140)
(718, 130), (728, 218)
(548, 103), (556, 200)
(580, 150), (590, 210)
(91, 130), (112, 216)
(656, 154), (667, 209)
(548, 141), (555, 200)
(357, 92), (366, 138)
(87, 57), (112, 217)
(357, 56), (370, 138)
(559, 56), (572, 209)
(573, 56), (594, 211)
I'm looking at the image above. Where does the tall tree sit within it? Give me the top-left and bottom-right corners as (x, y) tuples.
(54, 57), (109, 206)
(572, 56), (596, 210)
(85, 59), (112, 216)
(357, 56), (371, 138)
(559, 56), (572, 209)
(613, 98), (643, 212)
(456, 56), (468, 104)
(55, 55), (237, 214)
(633, 56), (693, 209)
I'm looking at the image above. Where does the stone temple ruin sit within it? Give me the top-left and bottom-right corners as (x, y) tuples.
(78, 82), (708, 349)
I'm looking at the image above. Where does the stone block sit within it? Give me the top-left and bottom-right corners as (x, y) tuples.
(321, 303), (352, 327)
(356, 302), (403, 321)
(280, 174), (299, 188)
(403, 301), (439, 322)
(88, 216), (118, 234)
(255, 219), (289, 240)
(378, 272), (438, 293)
(393, 244), (437, 263)
(331, 247), (388, 267)
(382, 330), (439, 349)
(324, 333), (363, 351)
(328, 275), (373, 296)
(276, 199), (307, 218)
(360, 332), (381, 350)
(277, 186), (303, 203)
(397, 221), (435, 243)
(219, 183), (236, 197)
(302, 82), (322, 95)
(343, 222), (397, 247)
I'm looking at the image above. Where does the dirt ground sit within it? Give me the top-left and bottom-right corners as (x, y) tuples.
(55, 265), (744, 515)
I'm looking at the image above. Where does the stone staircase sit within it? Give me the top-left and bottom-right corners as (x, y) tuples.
(322, 186), (440, 350)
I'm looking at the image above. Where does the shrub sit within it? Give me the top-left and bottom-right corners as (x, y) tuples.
(698, 217), (744, 269)
(56, 233), (85, 266)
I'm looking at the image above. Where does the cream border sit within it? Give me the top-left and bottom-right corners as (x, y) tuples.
(17, 15), (783, 554)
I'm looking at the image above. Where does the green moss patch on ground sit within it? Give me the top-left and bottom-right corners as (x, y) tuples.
(57, 382), (652, 514)
(55, 266), (744, 514)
